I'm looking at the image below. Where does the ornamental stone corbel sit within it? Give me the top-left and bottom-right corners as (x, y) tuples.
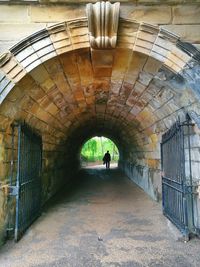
(86, 1), (120, 49)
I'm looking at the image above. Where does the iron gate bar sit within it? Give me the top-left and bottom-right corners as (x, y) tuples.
(11, 122), (43, 242)
(7, 124), (17, 235)
(162, 181), (183, 193)
(163, 176), (183, 185)
(10, 124), (15, 186)
(186, 115), (195, 229)
(15, 124), (21, 240)
(161, 117), (194, 238)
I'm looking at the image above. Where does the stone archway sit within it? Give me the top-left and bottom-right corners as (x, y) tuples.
(0, 1), (200, 244)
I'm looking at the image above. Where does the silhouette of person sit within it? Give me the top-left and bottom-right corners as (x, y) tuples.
(103, 151), (111, 169)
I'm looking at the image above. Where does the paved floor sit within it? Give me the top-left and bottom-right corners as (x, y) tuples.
(0, 168), (200, 267)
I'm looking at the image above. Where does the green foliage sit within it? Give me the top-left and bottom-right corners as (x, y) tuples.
(81, 137), (119, 163)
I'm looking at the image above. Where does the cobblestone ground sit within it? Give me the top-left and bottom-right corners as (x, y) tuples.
(0, 168), (200, 267)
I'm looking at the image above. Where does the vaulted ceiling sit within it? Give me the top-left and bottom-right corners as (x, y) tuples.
(0, 17), (199, 167)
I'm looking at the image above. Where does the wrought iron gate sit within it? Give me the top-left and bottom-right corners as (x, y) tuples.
(161, 117), (194, 238)
(12, 123), (42, 241)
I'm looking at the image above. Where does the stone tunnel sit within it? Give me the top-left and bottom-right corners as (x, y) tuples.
(0, 0), (200, 249)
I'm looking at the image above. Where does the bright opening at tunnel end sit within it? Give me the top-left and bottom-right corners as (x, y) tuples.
(80, 136), (119, 169)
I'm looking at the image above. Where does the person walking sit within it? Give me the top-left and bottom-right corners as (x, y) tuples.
(103, 151), (111, 169)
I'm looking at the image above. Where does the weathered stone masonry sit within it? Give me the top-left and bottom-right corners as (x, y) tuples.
(1, 1), (200, 53)
(0, 0), (200, 245)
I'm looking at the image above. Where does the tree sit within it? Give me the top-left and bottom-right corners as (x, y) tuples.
(81, 136), (119, 164)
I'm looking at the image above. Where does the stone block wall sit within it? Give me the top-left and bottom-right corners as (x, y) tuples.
(119, 160), (162, 201)
(0, 125), (15, 245)
(41, 149), (68, 203)
(184, 123), (200, 231)
(0, 132), (9, 246)
(0, 122), (69, 245)
(0, 2), (200, 53)
(119, 129), (162, 201)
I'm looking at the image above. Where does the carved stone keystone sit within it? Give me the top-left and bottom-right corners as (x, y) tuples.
(86, 1), (120, 49)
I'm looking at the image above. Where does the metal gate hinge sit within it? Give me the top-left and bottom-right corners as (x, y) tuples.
(8, 186), (19, 196)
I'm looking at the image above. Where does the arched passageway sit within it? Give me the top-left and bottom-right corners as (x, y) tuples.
(0, 2), (200, 248)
